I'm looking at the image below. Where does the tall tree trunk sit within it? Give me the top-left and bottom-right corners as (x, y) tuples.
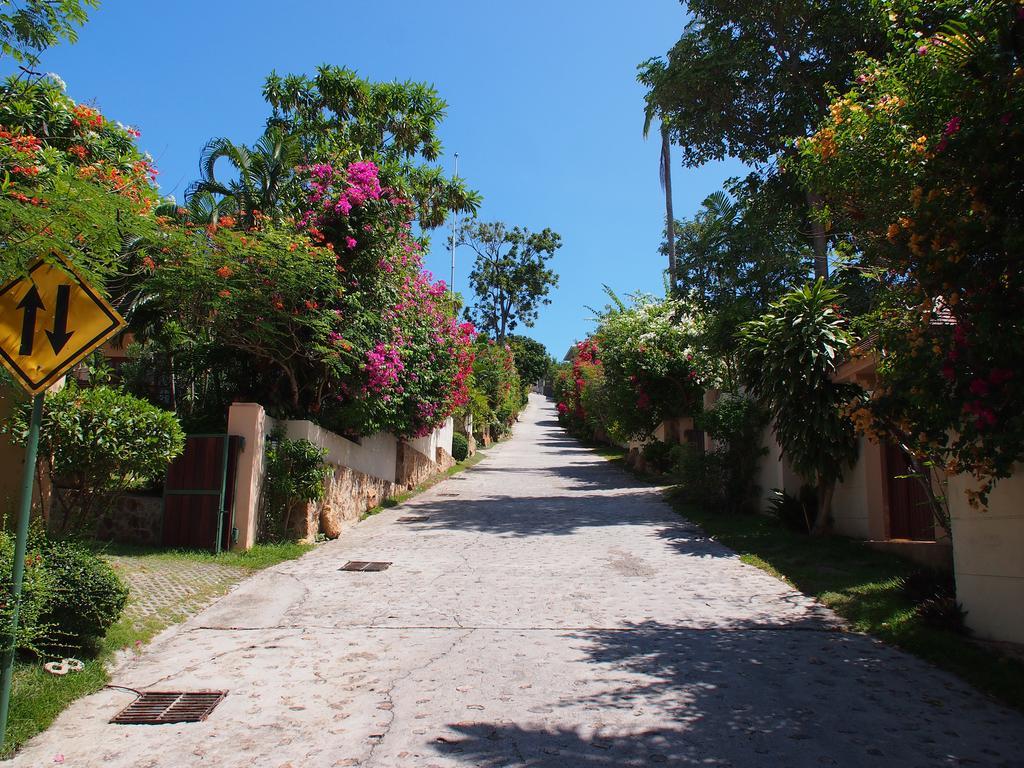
(807, 191), (829, 280)
(812, 476), (834, 536)
(661, 128), (677, 293)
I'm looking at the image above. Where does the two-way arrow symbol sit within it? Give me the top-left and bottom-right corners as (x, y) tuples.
(16, 286), (44, 356)
(16, 284), (74, 357)
(46, 285), (73, 354)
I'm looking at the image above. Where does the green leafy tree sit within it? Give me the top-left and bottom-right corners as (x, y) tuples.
(739, 280), (862, 534)
(507, 334), (551, 388)
(465, 337), (523, 439)
(0, 0), (96, 67)
(263, 66), (480, 228)
(668, 184), (811, 385)
(458, 220), (560, 342)
(638, 0), (887, 277)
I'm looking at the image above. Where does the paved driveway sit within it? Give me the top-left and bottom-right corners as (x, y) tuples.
(13, 395), (1024, 767)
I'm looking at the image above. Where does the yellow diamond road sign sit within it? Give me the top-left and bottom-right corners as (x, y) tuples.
(0, 255), (125, 394)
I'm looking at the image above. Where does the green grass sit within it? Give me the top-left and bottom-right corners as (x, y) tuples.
(91, 540), (314, 570)
(587, 443), (1024, 713)
(2, 540), (312, 757)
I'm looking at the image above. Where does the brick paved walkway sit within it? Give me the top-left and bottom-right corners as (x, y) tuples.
(106, 556), (248, 625)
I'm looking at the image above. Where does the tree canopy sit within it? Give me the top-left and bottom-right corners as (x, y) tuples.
(458, 220), (560, 342)
(0, 0), (96, 67)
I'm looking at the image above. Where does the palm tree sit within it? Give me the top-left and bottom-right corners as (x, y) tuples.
(643, 107), (677, 294)
(186, 125), (302, 228)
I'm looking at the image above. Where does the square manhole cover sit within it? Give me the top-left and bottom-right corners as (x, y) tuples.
(397, 515), (430, 522)
(111, 691), (226, 724)
(339, 561), (391, 572)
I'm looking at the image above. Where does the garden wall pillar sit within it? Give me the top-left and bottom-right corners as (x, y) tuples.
(227, 402), (274, 551)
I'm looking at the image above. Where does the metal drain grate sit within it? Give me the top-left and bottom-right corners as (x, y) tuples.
(437, 492), (460, 497)
(111, 691), (226, 725)
(397, 515), (430, 522)
(339, 561), (391, 572)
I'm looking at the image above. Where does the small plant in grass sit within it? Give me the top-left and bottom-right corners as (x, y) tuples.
(766, 487), (817, 534)
(261, 429), (330, 540)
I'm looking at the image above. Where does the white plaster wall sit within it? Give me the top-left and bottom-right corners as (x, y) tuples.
(408, 418), (454, 461)
(756, 424), (802, 512)
(436, 417), (454, 457)
(831, 436), (872, 539)
(283, 420), (397, 485)
(949, 467), (1024, 644)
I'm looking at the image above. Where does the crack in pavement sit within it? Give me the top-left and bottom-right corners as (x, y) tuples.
(363, 628), (477, 767)
(189, 623), (846, 634)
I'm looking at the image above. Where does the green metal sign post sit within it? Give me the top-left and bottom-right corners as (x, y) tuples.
(0, 392), (44, 749)
(0, 254), (126, 749)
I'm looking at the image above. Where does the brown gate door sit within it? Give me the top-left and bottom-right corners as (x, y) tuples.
(162, 435), (243, 552)
(884, 442), (935, 541)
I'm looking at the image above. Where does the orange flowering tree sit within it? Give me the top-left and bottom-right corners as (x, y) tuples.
(0, 74), (159, 286)
(795, 0), (1024, 504)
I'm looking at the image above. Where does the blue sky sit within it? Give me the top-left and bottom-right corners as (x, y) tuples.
(25, 0), (744, 358)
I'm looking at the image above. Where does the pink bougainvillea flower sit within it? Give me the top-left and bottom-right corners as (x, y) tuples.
(943, 116), (962, 136)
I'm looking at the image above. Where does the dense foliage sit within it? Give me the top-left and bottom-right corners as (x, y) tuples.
(464, 337), (524, 441)
(739, 281), (862, 533)
(40, 540), (128, 650)
(0, 531), (127, 654)
(507, 335), (551, 389)
(795, 0), (1024, 505)
(0, 75), (158, 285)
(589, 294), (714, 442)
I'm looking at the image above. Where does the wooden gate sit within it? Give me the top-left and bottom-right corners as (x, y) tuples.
(162, 435), (243, 553)
(884, 442), (935, 541)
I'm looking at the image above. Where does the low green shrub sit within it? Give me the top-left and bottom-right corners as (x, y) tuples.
(0, 533), (128, 654)
(39, 541), (128, 651)
(695, 395), (769, 514)
(0, 531), (53, 656)
(673, 444), (729, 507)
(766, 487), (817, 533)
(641, 441), (680, 475)
(261, 429), (330, 541)
(451, 433), (469, 462)
(4, 383), (185, 535)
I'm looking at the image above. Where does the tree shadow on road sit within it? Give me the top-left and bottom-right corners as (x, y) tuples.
(429, 620), (1024, 767)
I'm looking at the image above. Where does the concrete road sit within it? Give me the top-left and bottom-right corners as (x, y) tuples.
(13, 395), (1024, 767)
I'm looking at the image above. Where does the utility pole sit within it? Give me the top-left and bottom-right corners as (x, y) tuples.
(450, 152), (459, 301)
